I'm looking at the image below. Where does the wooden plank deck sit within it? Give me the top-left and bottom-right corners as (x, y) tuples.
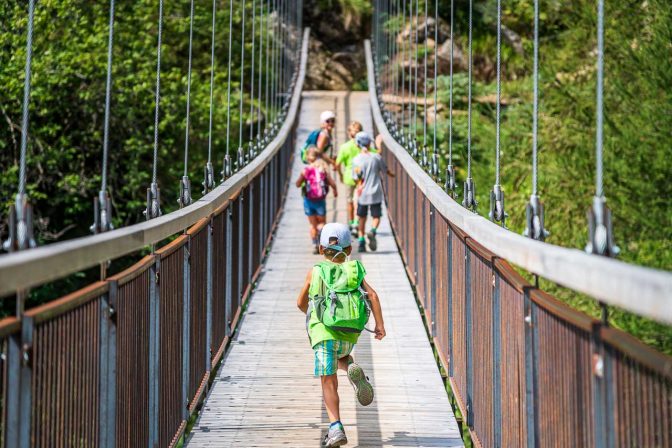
(186, 92), (463, 447)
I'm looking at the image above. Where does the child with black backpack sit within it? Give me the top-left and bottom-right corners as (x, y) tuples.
(296, 223), (386, 447)
(296, 146), (338, 254)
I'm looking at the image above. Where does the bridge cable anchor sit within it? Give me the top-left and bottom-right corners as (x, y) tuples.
(462, 178), (478, 212)
(236, 146), (245, 172)
(489, 184), (508, 228)
(90, 190), (114, 235)
(202, 162), (216, 195)
(523, 194), (549, 242)
(2, 193), (37, 252)
(444, 165), (457, 198)
(178, 175), (192, 209)
(143, 182), (162, 220)
(221, 154), (232, 182)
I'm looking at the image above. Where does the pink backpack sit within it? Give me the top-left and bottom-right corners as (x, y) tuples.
(304, 166), (328, 200)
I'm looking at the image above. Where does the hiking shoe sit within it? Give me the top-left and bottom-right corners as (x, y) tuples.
(358, 240), (366, 252)
(347, 362), (374, 406)
(323, 425), (347, 447)
(367, 231), (377, 251)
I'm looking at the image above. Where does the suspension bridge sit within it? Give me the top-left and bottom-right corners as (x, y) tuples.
(0, 0), (671, 447)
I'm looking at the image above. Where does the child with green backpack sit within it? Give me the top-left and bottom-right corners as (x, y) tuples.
(296, 223), (386, 447)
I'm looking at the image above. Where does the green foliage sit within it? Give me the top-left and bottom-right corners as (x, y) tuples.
(426, 0), (672, 353)
(0, 0), (285, 311)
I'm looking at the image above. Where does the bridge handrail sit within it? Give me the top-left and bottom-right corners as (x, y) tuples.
(0, 28), (311, 298)
(365, 40), (672, 325)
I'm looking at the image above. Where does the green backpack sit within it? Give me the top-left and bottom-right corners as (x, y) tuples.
(308, 260), (371, 333)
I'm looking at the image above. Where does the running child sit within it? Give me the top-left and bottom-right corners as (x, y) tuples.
(296, 223), (386, 447)
(352, 132), (395, 252)
(296, 146), (338, 254)
(335, 121), (364, 235)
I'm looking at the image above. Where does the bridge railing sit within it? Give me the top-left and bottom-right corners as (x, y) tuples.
(366, 40), (671, 448)
(0, 27), (308, 448)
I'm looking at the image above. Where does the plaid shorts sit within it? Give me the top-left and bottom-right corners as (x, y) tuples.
(313, 340), (355, 376)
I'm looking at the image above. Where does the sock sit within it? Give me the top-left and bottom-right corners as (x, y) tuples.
(371, 227), (377, 234)
(359, 236), (365, 243)
(330, 420), (343, 429)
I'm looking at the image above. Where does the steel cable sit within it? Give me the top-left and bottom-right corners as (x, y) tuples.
(448, 0), (454, 166)
(206, 0), (217, 167)
(400, 0), (406, 139)
(432, 0), (438, 176)
(423, 0), (428, 150)
(225, 0), (234, 160)
(596, 0), (604, 197)
(413, 0), (419, 151)
(495, 0), (502, 186)
(531, 0), (539, 195)
(249, 0), (257, 143)
(151, 0), (164, 185)
(18, 0), (36, 196)
(257, 0), (265, 140)
(238, 0), (246, 156)
(183, 0), (195, 177)
(101, 0), (115, 194)
(466, 0), (473, 179)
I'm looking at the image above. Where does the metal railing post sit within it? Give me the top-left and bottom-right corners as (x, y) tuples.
(148, 258), (160, 448)
(447, 229), (454, 378)
(206, 220), (213, 372)
(493, 273), (502, 447)
(99, 281), (117, 448)
(225, 207), (233, 337)
(524, 288), (538, 447)
(248, 181), (254, 283)
(238, 192), (244, 306)
(591, 322), (614, 447)
(5, 331), (22, 447)
(429, 205), (436, 336)
(17, 316), (34, 448)
(465, 248), (474, 428)
(182, 239), (191, 419)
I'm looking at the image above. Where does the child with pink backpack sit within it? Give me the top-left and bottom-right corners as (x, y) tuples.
(296, 146), (338, 254)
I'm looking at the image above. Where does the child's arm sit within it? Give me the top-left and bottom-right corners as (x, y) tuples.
(362, 279), (386, 340)
(295, 171), (305, 188)
(296, 271), (312, 314)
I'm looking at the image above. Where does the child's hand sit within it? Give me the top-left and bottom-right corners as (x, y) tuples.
(374, 324), (386, 340)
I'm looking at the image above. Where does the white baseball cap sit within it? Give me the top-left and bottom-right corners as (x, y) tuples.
(355, 131), (372, 148)
(320, 110), (336, 123)
(319, 223), (352, 250)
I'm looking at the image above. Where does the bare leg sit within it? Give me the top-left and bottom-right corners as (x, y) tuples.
(347, 201), (354, 223)
(371, 217), (380, 231)
(358, 215), (367, 238)
(337, 355), (352, 371)
(308, 215), (319, 240)
(321, 375), (340, 423)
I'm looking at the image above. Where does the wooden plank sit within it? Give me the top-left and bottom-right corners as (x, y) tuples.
(186, 92), (463, 448)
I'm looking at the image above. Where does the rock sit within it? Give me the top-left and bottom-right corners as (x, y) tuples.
(436, 39), (467, 73)
(398, 17), (451, 45)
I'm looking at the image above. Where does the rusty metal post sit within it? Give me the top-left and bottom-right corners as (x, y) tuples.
(493, 273), (502, 447)
(429, 205), (436, 336)
(99, 281), (117, 448)
(148, 259), (160, 447)
(225, 207), (233, 337)
(182, 239), (191, 419)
